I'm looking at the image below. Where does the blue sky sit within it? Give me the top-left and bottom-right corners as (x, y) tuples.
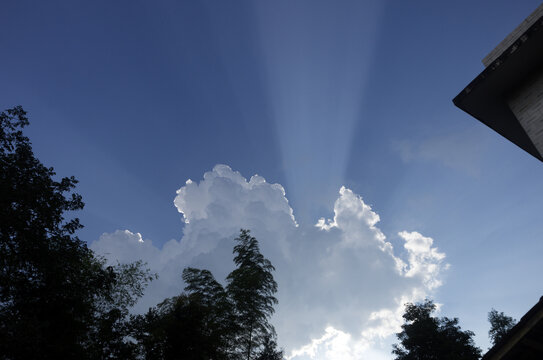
(2, 0), (543, 358)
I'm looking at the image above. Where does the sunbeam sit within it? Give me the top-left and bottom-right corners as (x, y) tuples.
(253, 0), (385, 221)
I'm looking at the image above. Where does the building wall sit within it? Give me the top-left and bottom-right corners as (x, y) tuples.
(507, 68), (543, 157)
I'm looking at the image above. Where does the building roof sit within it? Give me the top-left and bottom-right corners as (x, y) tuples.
(483, 4), (543, 67)
(453, 5), (543, 162)
(482, 296), (543, 360)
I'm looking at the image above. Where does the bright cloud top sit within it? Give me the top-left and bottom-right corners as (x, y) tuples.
(91, 165), (448, 359)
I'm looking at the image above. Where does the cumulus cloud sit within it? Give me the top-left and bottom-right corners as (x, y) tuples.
(90, 164), (448, 359)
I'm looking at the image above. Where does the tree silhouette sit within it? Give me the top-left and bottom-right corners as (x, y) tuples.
(133, 292), (232, 360)
(0, 106), (153, 359)
(227, 229), (279, 360)
(392, 299), (482, 360)
(488, 309), (516, 346)
(134, 229), (282, 360)
(255, 334), (284, 360)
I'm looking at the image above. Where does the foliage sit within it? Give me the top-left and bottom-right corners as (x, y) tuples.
(133, 273), (233, 360)
(227, 229), (279, 360)
(0, 106), (280, 359)
(392, 299), (482, 360)
(255, 335), (283, 360)
(488, 309), (516, 346)
(138, 288), (241, 360)
(86, 261), (155, 359)
(134, 229), (282, 360)
(0, 106), (152, 359)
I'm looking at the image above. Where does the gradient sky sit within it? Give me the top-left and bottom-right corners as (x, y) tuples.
(2, 1), (543, 358)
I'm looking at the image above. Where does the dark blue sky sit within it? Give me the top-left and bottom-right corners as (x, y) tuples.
(2, 0), (543, 356)
(2, 0), (538, 240)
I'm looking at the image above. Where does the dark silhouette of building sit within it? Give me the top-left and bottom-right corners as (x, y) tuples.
(454, 4), (543, 358)
(454, 3), (543, 162)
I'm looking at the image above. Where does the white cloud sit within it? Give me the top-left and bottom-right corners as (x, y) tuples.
(393, 129), (487, 177)
(90, 164), (448, 359)
(399, 231), (449, 290)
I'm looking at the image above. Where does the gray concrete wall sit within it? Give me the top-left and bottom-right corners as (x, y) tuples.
(507, 68), (543, 157)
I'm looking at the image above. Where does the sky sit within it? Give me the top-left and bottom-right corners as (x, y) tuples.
(2, 0), (543, 358)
